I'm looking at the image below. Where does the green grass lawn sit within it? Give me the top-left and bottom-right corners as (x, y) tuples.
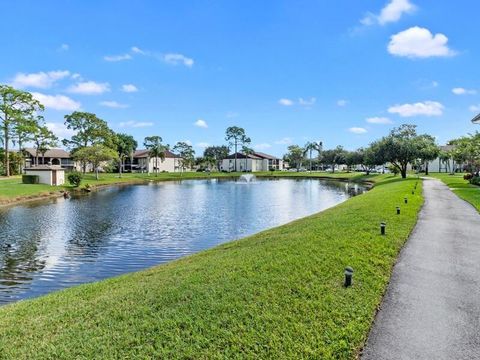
(0, 177), (58, 199)
(0, 175), (422, 359)
(429, 172), (480, 211)
(0, 171), (367, 202)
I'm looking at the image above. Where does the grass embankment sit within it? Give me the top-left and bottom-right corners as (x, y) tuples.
(0, 175), (422, 359)
(430, 173), (480, 212)
(0, 171), (367, 204)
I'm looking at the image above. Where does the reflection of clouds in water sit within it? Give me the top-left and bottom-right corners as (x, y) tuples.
(0, 179), (365, 304)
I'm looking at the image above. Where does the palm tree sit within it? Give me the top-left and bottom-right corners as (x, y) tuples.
(144, 136), (167, 176)
(242, 146), (255, 172)
(304, 141), (323, 171)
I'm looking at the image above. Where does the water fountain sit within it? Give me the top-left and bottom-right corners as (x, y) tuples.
(238, 174), (256, 183)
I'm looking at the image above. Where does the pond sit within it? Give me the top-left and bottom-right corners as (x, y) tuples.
(0, 178), (366, 304)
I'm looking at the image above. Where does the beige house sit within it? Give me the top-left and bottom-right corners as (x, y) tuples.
(221, 152), (284, 172)
(24, 165), (65, 186)
(128, 149), (183, 173)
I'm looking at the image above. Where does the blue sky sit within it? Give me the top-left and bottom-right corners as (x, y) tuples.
(1, 0), (480, 156)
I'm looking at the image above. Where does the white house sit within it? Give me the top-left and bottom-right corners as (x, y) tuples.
(24, 165), (65, 186)
(220, 152), (283, 172)
(129, 149), (183, 173)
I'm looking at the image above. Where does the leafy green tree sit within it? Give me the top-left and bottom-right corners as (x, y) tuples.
(225, 126), (250, 172)
(173, 141), (195, 175)
(144, 136), (167, 176)
(63, 111), (114, 173)
(0, 85), (44, 176)
(417, 135), (439, 175)
(72, 145), (118, 180)
(203, 145), (229, 171)
(32, 125), (58, 165)
(115, 133), (137, 177)
(321, 146), (347, 173)
(449, 133), (480, 173)
(304, 141), (322, 171)
(374, 124), (434, 178)
(284, 145), (305, 171)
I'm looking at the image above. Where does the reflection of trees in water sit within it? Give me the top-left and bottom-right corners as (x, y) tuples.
(64, 187), (125, 257)
(0, 210), (47, 288)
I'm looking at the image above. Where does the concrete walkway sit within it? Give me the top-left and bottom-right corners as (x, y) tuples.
(362, 178), (480, 360)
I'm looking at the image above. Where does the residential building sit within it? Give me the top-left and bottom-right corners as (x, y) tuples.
(220, 152), (283, 172)
(124, 149), (183, 173)
(24, 148), (75, 170)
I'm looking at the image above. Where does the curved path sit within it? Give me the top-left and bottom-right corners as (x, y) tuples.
(362, 178), (480, 360)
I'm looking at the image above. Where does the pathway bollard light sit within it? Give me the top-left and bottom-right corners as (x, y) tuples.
(396, 207), (400, 215)
(344, 266), (353, 287)
(404, 197), (408, 204)
(380, 222), (386, 235)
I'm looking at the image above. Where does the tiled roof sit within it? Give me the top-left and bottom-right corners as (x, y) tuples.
(24, 148), (71, 158)
(225, 152), (263, 160)
(133, 149), (180, 158)
(25, 165), (65, 171)
(253, 152), (279, 160)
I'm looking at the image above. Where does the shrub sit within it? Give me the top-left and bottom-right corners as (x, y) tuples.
(471, 176), (480, 186)
(67, 172), (82, 187)
(388, 165), (399, 176)
(464, 173), (473, 181)
(22, 175), (39, 184)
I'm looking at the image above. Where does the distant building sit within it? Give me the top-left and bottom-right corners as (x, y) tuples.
(24, 148), (76, 170)
(220, 152), (284, 172)
(124, 149), (183, 173)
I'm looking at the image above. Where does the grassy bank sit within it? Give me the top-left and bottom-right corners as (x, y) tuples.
(0, 175), (422, 359)
(430, 173), (480, 211)
(0, 171), (367, 203)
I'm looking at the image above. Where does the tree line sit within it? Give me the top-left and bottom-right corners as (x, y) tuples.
(284, 124), (442, 178)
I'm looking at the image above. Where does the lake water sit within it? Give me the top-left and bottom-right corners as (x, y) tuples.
(0, 178), (365, 304)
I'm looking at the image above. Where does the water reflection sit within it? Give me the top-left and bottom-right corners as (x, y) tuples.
(0, 178), (365, 304)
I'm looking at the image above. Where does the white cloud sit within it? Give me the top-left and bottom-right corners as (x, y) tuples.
(196, 142), (210, 148)
(194, 119), (208, 128)
(45, 122), (75, 139)
(452, 87), (477, 95)
(119, 121), (154, 128)
(366, 116), (393, 124)
(104, 53), (132, 62)
(337, 99), (348, 107)
(131, 46), (147, 55)
(348, 127), (368, 134)
(58, 44), (69, 51)
(11, 70), (70, 89)
(469, 105), (480, 113)
(31, 92), (81, 111)
(100, 100), (129, 109)
(388, 27), (455, 58)
(274, 137), (293, 145)
(253, 143), (272, 150)
(299, 97), (316, 106)
(278, 98), (294, 106)
(361, 0), (416, 26)
(163, 53), (194, 67)
(388, 100), (444, 117)
(121, 84), (138, 93)
(68, 81), (110, 95)
(71, 73), (82, 80)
